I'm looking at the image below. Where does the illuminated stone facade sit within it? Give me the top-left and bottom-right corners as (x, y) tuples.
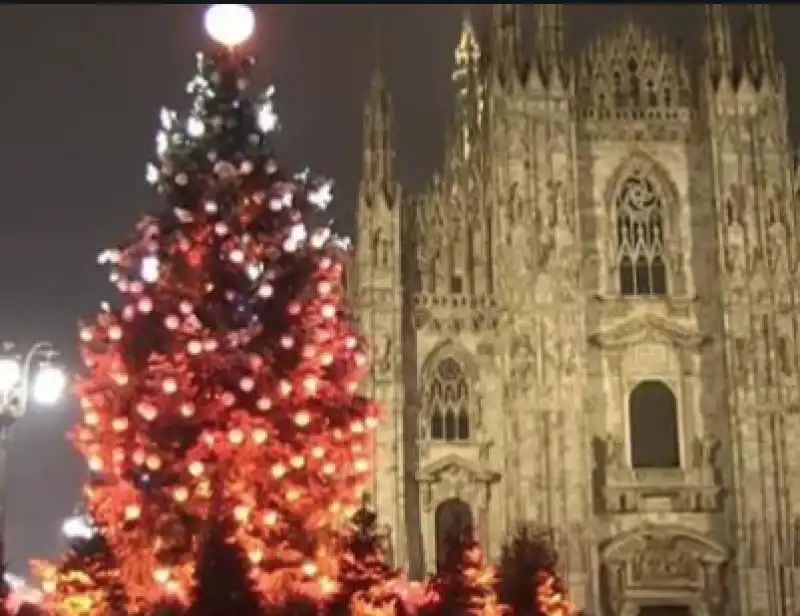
(353, 6), (800, 616)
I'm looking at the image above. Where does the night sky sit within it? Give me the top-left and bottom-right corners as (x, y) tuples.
(1, 4), (799, 576)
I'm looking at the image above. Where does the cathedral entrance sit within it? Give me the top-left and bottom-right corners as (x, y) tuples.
(434, 498), (472, 569)
(637, 604), (691, 616)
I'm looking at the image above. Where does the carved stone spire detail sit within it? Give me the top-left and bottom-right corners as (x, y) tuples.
(535, 4), (564, 80)
(745, 4), (779, 86)
(491, 4), (523, 86)
(360, 65), (394, 202)
(704, 4), (733, 86)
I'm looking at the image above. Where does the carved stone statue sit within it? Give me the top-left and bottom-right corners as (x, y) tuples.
(478, 438), (494, 462)
(632, 537), (700, 584)
(605, 434), (625, 470)
(376, 334), (393, 377)
(695, 434), (719, 471)
(767, 219), (788, 277)
(724, 191), (747, 291)
(509, 334), (537, 388)
(381, 523), (395, 567)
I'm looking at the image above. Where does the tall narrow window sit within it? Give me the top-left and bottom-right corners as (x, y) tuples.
(616, 174), (667, 296)
(629, 380), (680, 469)
(426, 356), (471, 442)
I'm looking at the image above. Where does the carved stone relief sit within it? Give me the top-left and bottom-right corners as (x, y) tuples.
(630, 537), (701, 585)
(499, 195), (538, 308)
(498, 174), (580, 309)
(602, 527), (728, 615)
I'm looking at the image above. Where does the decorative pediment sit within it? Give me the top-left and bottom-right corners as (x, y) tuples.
(416, 454), (499, 485)
(416, 454), (501, 512)
(602, 525), (728, 566)
(589, 315), (709, 350)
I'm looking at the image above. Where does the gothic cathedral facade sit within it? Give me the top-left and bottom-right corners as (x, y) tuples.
(353, 5), (800, 616)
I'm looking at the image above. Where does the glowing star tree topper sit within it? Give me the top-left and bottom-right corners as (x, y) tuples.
(204, 4), (255, 47)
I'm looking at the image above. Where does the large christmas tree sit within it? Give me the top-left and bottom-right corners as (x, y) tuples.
(41, 5), (377, 615)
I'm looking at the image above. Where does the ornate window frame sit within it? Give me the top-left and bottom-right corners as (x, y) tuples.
(605, 153), (682, 299)
(420, 341), (479, 444)
(589, 316), (720, 513)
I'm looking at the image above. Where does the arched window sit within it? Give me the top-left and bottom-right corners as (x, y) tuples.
(615, 174), (667, 297)
(629, 380), (680, 469)
(426, 356), (471, 442)
(435, 498), (473, 569)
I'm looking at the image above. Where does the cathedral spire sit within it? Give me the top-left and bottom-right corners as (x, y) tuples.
(360, 64), (394, 197)
(491, 4), (522, 84)
(535, 4), (564, 76)
(454, 9), (481, 80)
(745, 4), (778, 84)
(704, 5), (732, 84)
(453, 10), (482, 161)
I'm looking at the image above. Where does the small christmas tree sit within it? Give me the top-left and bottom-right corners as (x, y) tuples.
(331, 495), (397, 616)
(429, 530), (502, 616)
(497, 525), (569, 616)
(35, 512), (125, 616)
(14, 603), (43, 616)
(534, 572), (572, 616)
(41, 4), (377, 614)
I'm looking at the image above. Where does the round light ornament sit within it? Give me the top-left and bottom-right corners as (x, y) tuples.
(204, 4), (255, 47)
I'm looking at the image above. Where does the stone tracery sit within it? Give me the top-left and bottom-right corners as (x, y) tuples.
(608, 156), (677, 297)
(423, 352), (474, 442)
(579, 21), (691, 113)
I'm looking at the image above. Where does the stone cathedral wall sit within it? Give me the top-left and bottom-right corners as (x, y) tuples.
(353, 6), (800, 616)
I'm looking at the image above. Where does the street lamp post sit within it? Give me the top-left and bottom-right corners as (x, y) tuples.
(0, 341), (66, 594)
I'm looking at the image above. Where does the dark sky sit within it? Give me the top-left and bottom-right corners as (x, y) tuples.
(0, 4), (799, 576)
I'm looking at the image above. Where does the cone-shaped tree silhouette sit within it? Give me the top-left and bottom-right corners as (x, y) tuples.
(35, 511), (126, 616)
(40, 9), (377, 613)
(498, 525), (567, 616)
(428, 529), (502, 616)
(187, 485), (261, 616)
(330, 495), (397, 616)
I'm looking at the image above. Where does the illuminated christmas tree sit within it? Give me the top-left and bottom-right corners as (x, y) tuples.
(534, 572), (573, 616)
(35, 511), (125, 616)
(427, 531), (503, 616)
(497, 525), (571, 616)
(42, 4), (377, 614)
(331, 496), (397, 616)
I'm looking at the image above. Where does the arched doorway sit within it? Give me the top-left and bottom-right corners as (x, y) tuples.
(434, 498), (473, 569)
(638, 605), (691, 616)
